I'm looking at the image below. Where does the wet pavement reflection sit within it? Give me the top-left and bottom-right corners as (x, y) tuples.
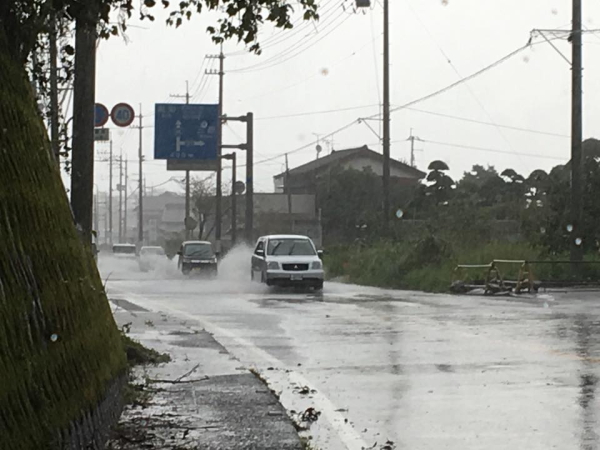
(103, 254), (600, 450)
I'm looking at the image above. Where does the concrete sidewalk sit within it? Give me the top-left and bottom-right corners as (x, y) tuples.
(106, 298), (305, 450)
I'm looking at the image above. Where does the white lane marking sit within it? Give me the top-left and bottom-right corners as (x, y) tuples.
(123, 292), (370, 450)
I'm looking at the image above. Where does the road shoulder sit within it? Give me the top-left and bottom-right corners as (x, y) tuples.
(107, 298), (305, 450)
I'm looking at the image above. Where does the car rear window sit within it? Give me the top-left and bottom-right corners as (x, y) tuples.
(113, 245), (136, 255)
(183, 243), (214, 258)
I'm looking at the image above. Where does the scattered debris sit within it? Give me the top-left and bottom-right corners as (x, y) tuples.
(362, 440), (396, 450)
(294, 385), (317, 395)
(300, 407), (321, 423)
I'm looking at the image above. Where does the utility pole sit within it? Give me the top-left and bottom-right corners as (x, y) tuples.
(407, 129), (422, 168)
(571, 0), (584, 262)
(246, 112), (254, 243)
(382, 0), (391, 231)
(70, 7), (98, 244)
(207, 47), (225, 250)
(170, 82), (192, 239)
(94, 191), (99, 238)
(108, 140), (113, 245)
(222, 153), (237, 245)
(285, 153), (293, 232)
(222, 112), (254, 244)
(118, 152), (123, 242)
(49, 13), (60, 163)
(124, 158), (128, 242)
(137, 105), (144, 245)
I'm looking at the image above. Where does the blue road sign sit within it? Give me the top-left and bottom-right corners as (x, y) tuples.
(95, 103), (109, 127)
(154, 103), (219, 160)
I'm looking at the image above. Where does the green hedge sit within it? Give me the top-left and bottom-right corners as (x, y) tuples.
(0, 32), (126, 449)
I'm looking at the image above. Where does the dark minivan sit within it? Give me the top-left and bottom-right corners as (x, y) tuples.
(177, 241), (217, 275)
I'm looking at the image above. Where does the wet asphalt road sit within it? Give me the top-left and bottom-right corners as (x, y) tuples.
(101, 252), (600, 449)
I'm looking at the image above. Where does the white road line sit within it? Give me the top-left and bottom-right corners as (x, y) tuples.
(122, 292), (370, 450)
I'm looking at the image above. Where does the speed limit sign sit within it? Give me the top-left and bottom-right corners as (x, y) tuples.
(110, 103), (135, 127)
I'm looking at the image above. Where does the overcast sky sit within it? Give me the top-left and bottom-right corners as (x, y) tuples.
(88, 0), (600, 197)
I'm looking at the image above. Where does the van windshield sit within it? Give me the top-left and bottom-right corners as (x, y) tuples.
(267, 239), (315, 256)
(183, 243), (214, 258)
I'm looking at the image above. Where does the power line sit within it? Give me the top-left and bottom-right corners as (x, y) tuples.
(254, 119), (362, 166)
(255, 103), (380, 120)
(242, 32), (381, 102)
(226, 0), (340, 57)
(404, 107), (570, 138)
(230, 9), (350, 73)
(420, 138), (567, 162)
(253, 39), (545, 167)
(389, 40), (543, 115)
(191, 57), (217, 102)
(188, 56), (209, 96)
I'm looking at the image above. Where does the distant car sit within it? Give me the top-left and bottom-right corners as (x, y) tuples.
(251, 234), (324, 290)
(177, 241), (218, 275)
(138, 246), (166, 272)
(112, 243), (137, 259)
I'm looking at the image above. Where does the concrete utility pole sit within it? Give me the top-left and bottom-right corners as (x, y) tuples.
(137, 105), (144, 245)
(571, 0), (584, 262)
(118, 152), (123, 242)
(407, 129), (422, 168)
(94, 190), (99, 238)
(124, 158), (128, 242)
(285, 153), (293, 232)
(382, 0), (391, 230)
(246, 112), (254, 243)
(207, 46), (225, 249)
(108, 140), (113, 245)
(70, 8), (98, 244)
(49, 13), (60, 163)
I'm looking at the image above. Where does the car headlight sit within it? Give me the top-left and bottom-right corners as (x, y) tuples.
(267, 261), (280, 270)
(311, 260), (323, 270)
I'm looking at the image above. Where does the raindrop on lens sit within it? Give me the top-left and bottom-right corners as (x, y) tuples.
(576, 238), (583, 246)
(567, 224), (574, 233)
(50, 334), (58, 342)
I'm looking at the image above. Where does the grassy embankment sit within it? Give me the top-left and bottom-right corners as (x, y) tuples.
(324, 238), (600, 293)
(0, 30), (128, 449)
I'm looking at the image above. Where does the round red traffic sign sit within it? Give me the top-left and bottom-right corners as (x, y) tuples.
(110, 103), (135, 127)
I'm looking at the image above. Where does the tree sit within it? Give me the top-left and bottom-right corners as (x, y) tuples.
(425, 160), (454, 205)
(316, 167), (415, 243)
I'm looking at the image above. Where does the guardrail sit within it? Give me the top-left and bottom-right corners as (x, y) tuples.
(451, 259), (600, 295)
